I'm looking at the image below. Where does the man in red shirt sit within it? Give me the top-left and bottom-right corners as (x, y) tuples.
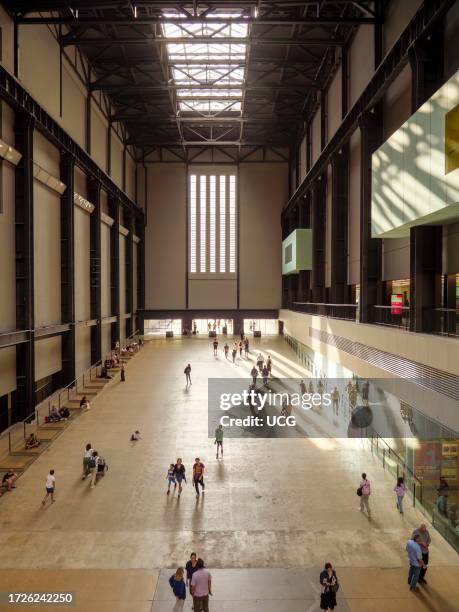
(193, 458), (205, 498)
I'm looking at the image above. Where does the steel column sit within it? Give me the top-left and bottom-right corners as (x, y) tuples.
(359, 110), (383, 323)
(109, 196), (120, 348)
(330, 146), (349, 303)
(88, 177), (102, 363)
(311, 176), (326, 303)
(125, 213), (134, 338)
(14, 111), (35, 422)
(136, 216), (145, 314)
(409, 22), (444, 112)
(409, 226), (442, 333)
(60, 153), (76, 386)
(297, 194), (311, 303)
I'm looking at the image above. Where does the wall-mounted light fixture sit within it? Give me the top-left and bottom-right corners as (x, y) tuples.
(33, 162), (66, 194)
(73, 192), (95, 213)
(0, 138), (22, 165)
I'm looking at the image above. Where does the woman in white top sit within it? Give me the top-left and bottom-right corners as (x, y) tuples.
(82, 443), (93, 479)
(42, 470), (56, 506)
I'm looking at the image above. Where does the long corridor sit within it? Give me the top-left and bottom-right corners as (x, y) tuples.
(0, 336), (458, 611)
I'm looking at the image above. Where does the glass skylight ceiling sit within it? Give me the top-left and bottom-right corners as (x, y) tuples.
(162, 11), (248, 114)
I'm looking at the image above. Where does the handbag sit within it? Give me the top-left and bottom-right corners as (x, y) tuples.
(356, 486), (363, 496)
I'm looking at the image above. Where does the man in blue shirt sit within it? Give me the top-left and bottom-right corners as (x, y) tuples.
(406, 533), (426, 591)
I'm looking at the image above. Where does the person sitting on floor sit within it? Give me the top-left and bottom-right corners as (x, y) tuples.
(48, 406), (62, 422)
(100, 367), (112, 380)
(59, 407), (70, 419)
(25, 433), (40, 449)
(130, 430), (141, 441)
(104, 357), (112, 370)
(2, 471), (18, 491)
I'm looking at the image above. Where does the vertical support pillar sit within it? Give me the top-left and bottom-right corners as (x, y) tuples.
(311, 176), (326, 303)
(409, 23), (444, 113)
(14, 112), (35, 421)
(297, 195), (311, 302)
(136, 215), (145, 313)
(409, 226), (442, 333)
(330, 146), (349, 303)
(60, 153), (76, 386)
(88, 177), (102, 364)
(125, 213), (134, 338)
(109, 196), (120, 349)
(359, 110), (383, 323)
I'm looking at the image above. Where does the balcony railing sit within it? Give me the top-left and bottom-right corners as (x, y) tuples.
(424, 308), (459, 337)
(292, 302), (357, 321)
(371, 305), (410, 330)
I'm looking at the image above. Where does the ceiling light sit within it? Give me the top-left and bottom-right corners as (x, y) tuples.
(0, 139), (22, 165)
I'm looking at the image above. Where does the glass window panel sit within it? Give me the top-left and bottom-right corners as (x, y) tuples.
(229, 175), (236, 273)
(190, 175), (197, 273)
(209, 176), (216, 273)
(219, 175), (226, 272)
(200, 175), (207, 272)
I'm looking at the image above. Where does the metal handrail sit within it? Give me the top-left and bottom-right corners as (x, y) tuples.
(0, 330), (140, 458)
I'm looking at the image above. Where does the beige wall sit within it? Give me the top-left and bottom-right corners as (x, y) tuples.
(35, 336), (62, 381)
(110, 133), (124, 189)
(311, 111), (321, 165)
(444, 222), (459, 274)
(91, 106), (108, 173)
(119, 234), (126, 315)
(62, 57), (86, 149)
(74, 207), (91, 321)
(0, 103), (16, 333)
(239, 163), (287, 308)
(33, 132), (61, 327)
(0, 6), (14, 74)
(299, 135), (307, 183)
(384, 0), (423, 54)
(188, 279), (237, 309)
(75, 327), (91, 377)
(102, 323), (111, 358)
(0, 347), (16, 396)
(327, 66), (342, 142)
(349, 25), (374, 107)
(145, 163), (187, 310)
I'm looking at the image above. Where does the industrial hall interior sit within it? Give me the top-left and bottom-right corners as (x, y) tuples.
(0, 0), (458, 611)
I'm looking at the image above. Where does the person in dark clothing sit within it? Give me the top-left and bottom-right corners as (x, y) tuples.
(169, 567), (186, 611)
(120, 364), (125, 382)
(319, 563), (338, 610)
(184, 364), (192, 387)
(185, 553), (198, 597)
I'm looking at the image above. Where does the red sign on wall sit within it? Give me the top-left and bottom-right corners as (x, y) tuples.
(391, 294), (403, 315)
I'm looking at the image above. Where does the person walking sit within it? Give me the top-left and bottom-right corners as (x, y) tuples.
(173, 458), (186, 498)
(319, 562), (338, 611)
(437, 477), (449, 516)
(358, 473), (371, 517)
(212, 339), (218, 356)
(266, 355), (272, 375)
(120, 364), (125, 382)
(262, 365), (269, 386)
(184, 363), (192, 387)
(215, 425), (224, 459)
(231, 345), (237, 363)
(169, 567), (186, 611)
(167, 463), (177, 495)
(191, 558), (212, 612)
(250, 366), (258, 387)
(89, 451), (99, 489)
(244, 337), (249, 356)
(185, 553), (199, 599)
(331, 386), (340, 415)
(394, 477), (406, 514)
(412, 524), (431, 584)
(256, 353), (264, 372)
(193, 458), (205, 498)
(239, 341), (243, 358)
(406, 533), (425, 591)
(300, 380), (307, 396)
(41, 469), (56, 506)
(82, 443), (93, 479)
(223, 343), (229, 359)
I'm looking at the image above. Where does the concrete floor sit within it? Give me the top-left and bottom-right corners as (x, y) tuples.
(0, 336), (458, 611)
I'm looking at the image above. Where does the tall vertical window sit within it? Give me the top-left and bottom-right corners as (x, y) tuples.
(200, 175), (207, 272)
(189, 172), (236, 274)
(190, 175), (197, 273)
(219, 176), (226, 273)
(229, 175), (236, 273)
(209, 176), (216, 273)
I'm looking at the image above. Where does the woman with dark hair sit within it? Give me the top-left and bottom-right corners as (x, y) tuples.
(394, 476), (406, 514)
(437, 477), (449, 516)
(319, 562), (339, 610)
(185, 553), (198, 598)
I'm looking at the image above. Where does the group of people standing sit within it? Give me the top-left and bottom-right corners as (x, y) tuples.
(169, 553), (212, 612)
(82, 442), (108, 489)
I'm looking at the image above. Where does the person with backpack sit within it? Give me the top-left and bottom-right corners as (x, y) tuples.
(319, 562), (339, 610)
(167, 463), (177, 495)
(96, 455), (108, 483)
(173, 458), (186, 498)
(169, 567), (186, 611)
(394, 476), (406, 514)
(193, 458), (205, 498)
(88, 451), (99, 489)
(357, 473), (371, 517)
(184, 363), (192, 387)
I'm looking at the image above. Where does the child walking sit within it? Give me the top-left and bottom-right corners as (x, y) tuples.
(42, 469), (56, 506)
(167, 463), (176, 494)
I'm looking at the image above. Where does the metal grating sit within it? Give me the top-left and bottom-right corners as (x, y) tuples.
(309, 327), (459, 402)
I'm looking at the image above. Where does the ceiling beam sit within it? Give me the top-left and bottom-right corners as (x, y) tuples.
(112, 115), (297, 124)
(19, 16), (376, 25)
(127, 139), (291, 146)
(90, 82), (320, 93)
(61, 36), (344, 47)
